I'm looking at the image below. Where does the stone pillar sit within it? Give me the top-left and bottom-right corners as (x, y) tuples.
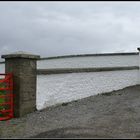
(1, 52), (40, 117)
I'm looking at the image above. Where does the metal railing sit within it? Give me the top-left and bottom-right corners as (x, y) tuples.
(0, 73), (14, 121)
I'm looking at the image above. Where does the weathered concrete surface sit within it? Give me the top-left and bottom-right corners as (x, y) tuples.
(1, 85), (140, 138)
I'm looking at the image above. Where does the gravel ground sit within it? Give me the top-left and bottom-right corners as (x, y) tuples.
(0, 85), (140, 138)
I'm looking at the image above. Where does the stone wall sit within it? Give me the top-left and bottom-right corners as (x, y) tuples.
(1, 52), (139, 112)
(36, 52), (140, 110)
(37, 70), (138, 110)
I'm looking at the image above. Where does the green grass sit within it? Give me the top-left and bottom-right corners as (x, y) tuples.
(0, 82), (6, 117)
(0, 85), (5, 104)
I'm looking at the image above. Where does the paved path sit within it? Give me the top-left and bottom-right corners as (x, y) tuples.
(0, 85), (140, 138)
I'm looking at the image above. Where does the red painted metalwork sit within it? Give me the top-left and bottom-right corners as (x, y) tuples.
(0, 73), (13, 121)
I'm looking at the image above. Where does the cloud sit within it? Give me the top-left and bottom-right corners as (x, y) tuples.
(0, 2), (140, 57)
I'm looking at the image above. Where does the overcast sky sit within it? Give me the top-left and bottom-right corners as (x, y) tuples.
(0, 1), (140, 57)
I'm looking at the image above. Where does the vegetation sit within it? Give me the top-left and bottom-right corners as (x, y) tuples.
(0, 82), (6, 117)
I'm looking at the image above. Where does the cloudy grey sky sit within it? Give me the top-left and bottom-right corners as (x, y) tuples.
(0, 1), (140, 57)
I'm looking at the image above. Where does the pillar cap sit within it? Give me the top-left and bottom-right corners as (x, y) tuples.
(1, 51), (40, 59)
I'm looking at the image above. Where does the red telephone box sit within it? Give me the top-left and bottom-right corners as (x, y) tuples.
(0, 73), (14, 121)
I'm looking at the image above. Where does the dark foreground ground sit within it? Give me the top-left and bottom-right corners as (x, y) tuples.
(0, 85), (140, 138)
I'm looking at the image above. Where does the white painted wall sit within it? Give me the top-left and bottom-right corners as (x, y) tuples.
(37, 70), (139, 110)
(37, 55), (138, 69)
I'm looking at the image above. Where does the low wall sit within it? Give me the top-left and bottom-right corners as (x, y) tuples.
(1, 52), (139, 111)
(36, 52), (139, 110)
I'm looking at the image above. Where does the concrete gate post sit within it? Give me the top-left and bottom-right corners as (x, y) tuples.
(1, 52), (40, 117)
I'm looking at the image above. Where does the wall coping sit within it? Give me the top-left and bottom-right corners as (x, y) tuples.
(0, 52), (138, 63)
(39, 52), (138, 60)
(1, 52), (40, 59)
(37, 66), (139, 75)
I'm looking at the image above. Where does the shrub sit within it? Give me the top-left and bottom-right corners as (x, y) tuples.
(0, 82), (6, 117)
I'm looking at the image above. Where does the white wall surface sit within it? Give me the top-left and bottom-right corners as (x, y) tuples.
(37, 70), (139, 110)
(37, 55), (138, 69)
